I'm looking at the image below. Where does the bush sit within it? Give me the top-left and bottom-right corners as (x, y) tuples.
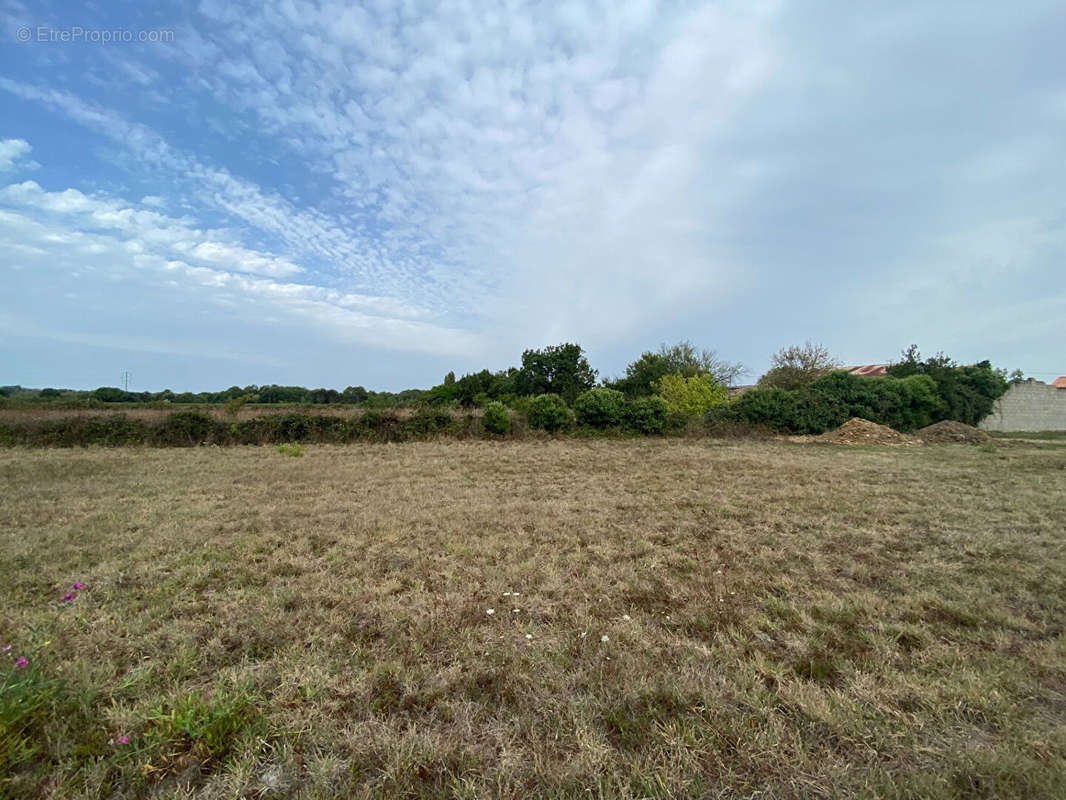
(624, 396), (669, 434)
(655, 374), (728, 417)
(527, 394), (571, 432)
(704, 388), (842, 435)
(574, 388), (626, 429)
(276, 442), (304, 457)
(482, 401), (511, 435)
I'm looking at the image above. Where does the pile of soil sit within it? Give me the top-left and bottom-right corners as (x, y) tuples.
(816, 417), (921, 446)
(917, 420), (991, 445)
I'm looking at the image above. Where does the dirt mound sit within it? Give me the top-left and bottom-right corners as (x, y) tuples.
(917, 420), (991, 444)
(816, 417), (921, 446)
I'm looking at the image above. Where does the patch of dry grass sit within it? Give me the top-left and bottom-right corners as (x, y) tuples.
(1, 440), (1065, 798)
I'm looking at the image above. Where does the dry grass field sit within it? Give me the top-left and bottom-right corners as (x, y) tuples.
(2, 439), (1065, 798)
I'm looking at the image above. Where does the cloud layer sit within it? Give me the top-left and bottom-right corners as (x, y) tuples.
(2, 0), (1064, 389)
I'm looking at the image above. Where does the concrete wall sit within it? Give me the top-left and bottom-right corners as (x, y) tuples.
(980, 380), (1066, 432)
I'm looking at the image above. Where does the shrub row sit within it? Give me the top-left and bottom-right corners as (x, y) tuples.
(0, 395), (692, 447)
(705, 372), (943, 434)
(0, 410), (466, 448)
(539, 389), (675, 434)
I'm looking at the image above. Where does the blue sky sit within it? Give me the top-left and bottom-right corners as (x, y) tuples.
(2, 0), (1064, 392)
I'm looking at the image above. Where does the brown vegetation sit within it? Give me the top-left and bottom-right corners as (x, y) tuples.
(1, 440), (1065, 798)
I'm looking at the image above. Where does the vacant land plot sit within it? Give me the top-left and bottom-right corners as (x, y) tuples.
(2, 440), (1065, 798)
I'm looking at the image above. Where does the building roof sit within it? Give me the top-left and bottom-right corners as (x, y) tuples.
(846, 364), (889, 377)
(1053, 376), (1066, 389)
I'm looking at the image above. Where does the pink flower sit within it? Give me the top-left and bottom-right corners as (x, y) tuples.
(72, 581), (85, 590)
(15, 656), (28, 669)
(1, 644), (10, 653)
(116, 735), (130, 745)
(63, 591), (77, 602)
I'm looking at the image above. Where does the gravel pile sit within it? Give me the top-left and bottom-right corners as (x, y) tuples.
(917, 420), (991, 444)
(816, 417), (922, 446)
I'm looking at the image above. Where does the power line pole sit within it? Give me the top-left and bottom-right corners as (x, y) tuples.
(122, 371), (131, 392)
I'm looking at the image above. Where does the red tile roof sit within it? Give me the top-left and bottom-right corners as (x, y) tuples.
(846, 364), (889, 377)
(1053, 376), (1066, 389)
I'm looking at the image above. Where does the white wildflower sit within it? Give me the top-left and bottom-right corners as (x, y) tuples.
(622, 614), (631, 621)
(601, 635), (609, 643)
(486, 608), (495, 615)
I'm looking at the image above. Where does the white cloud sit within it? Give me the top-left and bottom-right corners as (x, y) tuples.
(0, 138), (33, 171)
(0, 180), (307, 279)
(0, 1), (782, 349)
(4, 0), (1062, 384)
(0, 205), (480, 357)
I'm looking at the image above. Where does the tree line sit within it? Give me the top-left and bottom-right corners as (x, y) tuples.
(1, 340), (1014, 434)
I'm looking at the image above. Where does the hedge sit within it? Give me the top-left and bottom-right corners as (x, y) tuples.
(0, 410), (466, 448)
(705, 373), (944, 435)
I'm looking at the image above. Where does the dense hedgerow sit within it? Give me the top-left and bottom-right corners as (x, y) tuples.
(574, 388), (626, 429)
(482, 401), (512, 435)
(808, 372), (940, 431)
(0, 410), (465, 448)
(705, 372), (961, 435)
(887, 354), (1009, 427)
(527, 394), (572, 432)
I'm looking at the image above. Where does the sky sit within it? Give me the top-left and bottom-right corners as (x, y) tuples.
(1, 0), (1064, 392)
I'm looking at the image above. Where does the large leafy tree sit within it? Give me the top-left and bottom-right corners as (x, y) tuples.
(515, 343), (597, 404)
(757, 341), (840, 390)
(610, 341), (745, 397)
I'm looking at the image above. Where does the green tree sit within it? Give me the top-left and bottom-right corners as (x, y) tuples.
(757, 341), (841, 390)
(515, 343), (597, 404)
(610, 341), (745, 397)
(341, 385), (369, 404)
(91, 386), (132, 403)
(655, 374), (728, 417)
